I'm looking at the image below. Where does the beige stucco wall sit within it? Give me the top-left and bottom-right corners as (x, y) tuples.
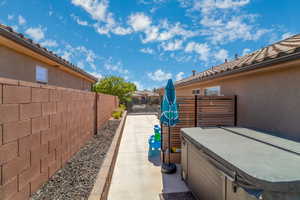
(176, 63), (300, 140)
(0, 45), (93, 90)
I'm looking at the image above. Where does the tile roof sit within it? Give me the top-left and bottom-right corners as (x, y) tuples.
(176, 34), (300, 86)
(0, 24), (98, 82)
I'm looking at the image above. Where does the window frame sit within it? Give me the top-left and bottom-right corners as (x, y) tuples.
(204, 86), (221, 96)
(192, 88), (201, 95)
(35, 66), (48, 84)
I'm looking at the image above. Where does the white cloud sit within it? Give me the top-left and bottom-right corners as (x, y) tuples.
(71, 14), (89, 26)
(76, 46), (96, 63)
(142, 26), (159, 43)
(78, 19), (88, 26)
(40, 40), (58, 48)
(242, 48), (251, 55)
(161, 40), (183, 51)
(175, 72), (185, 81)
(93, 24), (110, 35)
(128, 15), (198, 45)
(185, 42), (210, 61)
(157, 21), (197, 41)
(89, 71), (103, 80)
(131, 17), (198, 44)
(92, 16), (130, 36)
(55, 44), (101, 71)
(140, 48), (155, 54)
(201, 16), (269, 44)
(61, 51), (72, 61)
(281, 32), (294, 40)
(192, 0), (250, 14)
(72, 0), (132, 36)
(75, 46), (98, 70)
(133, 81), (144, 90)
(148, 69), (172, 81)
(170, 53), (192, 63)
(77, 61), (85, 68)
(18, 15), (26, 25)
(200, 15), (223, 27)
(128, 13), (152, 31)
(25, 27), (45, 41)
(112, 26), (132, 35)
(139, 0), (168, 4)
(214, 49), (229, 62)
(7, 14), (14, 20)
(71, 0), (109, 21)
(11, 25), (18, 31)
(104, 58), (128, 74)
(179, 0), (269, 45)
(212, 0), (250, 9)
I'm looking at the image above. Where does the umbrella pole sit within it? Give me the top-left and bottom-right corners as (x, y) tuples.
(160, 122), (165, 163)
(168, 126), (171, 165)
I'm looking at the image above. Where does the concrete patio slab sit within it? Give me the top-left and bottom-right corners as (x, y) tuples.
(107, 115), (189, 200)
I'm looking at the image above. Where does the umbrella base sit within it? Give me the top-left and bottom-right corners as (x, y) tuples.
(161, 163), (177, 174)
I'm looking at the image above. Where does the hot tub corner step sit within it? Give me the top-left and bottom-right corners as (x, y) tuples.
(159, 192), (196, 200)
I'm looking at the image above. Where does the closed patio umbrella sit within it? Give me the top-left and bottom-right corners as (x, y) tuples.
(160, 79), (178, 174)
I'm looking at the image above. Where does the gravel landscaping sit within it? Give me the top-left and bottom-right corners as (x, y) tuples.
(31, 119), (121, 200)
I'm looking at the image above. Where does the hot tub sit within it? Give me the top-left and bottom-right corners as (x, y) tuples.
(181, 127), (300, 200)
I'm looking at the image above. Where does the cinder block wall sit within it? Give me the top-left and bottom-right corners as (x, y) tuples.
(0, 77), (119, 200)
(97, 93), (119, 129)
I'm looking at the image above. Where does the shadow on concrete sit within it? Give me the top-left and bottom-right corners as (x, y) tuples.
(161, 164), (190, 194)
(147, 149), (190, 194)
(148, 150), (161, 166)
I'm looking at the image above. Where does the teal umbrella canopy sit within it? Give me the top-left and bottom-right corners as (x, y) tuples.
(160, 79), (179, 126)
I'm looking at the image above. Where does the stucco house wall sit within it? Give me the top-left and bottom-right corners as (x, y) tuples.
(0, 46), (93, 91)
(176, 62), (300, 140)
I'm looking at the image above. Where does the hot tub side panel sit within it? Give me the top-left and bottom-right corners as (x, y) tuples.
(185, 139), (224, 200)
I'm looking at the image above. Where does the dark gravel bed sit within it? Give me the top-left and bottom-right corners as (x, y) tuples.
(31, 119), (120, 200)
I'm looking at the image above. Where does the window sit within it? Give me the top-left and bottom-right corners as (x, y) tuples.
(36, 66), (48, 83)
(204, 86), (220, 96)
(192, 89), (200, 95)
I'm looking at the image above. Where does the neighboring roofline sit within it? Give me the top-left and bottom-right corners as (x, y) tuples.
(176, 46), (300, 88)
(0, 24), (98, 82)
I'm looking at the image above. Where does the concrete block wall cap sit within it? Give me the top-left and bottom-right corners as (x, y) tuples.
(0, 77), (98, 94)
(40, 85), (57, 90)
(0, 77), (19, 85)
(19, 80), (42, 88)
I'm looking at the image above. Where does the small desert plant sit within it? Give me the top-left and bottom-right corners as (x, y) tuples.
(119, 104), (126, 111)
(112, 110), (122, 119)
(112, 105), (126, 119)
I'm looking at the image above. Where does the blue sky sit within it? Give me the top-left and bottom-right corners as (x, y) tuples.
(0, 0), (299, 90)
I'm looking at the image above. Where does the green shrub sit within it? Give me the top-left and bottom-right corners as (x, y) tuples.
(112, 111), (122, 119)
(119, 104), (126, 111)
(112, 105), (126, 119)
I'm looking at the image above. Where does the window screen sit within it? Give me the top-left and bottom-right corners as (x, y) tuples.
(204, 86), (220, 96)
(36, 66), (48, 83)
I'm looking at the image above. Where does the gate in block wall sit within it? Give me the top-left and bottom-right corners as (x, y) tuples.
(161, 95), (236, 163)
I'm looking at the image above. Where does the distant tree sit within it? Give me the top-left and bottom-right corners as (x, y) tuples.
(93, 76), (137, 104)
